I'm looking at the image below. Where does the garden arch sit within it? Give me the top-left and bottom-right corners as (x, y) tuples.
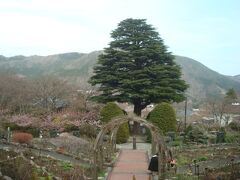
(93, 113), (169, 179)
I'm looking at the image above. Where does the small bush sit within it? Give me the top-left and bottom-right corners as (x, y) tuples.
(185, 124), (193, 135)
(177, 156), (190, 166)
(61, 161), (73, 171)
(228, 121), (240, 131)
(216, 131), (225, 143)
(208, 135), (216, 144)
(185, 126), (208, 144)
(169, 140), (181, 147)
(64, 124), (79, 132)
(78, 124), (97, 138)
(116, 123), (129, 144)
(147, 102), (176, 134)
(197, 156), (208, 162)
(100, 102), (124, 123)
(49, 129), (59, 138)
(100, 102), (129, 143)
(225, 133), (240, 143)
(12, 132), (33, 144)
(167, 131), (176, 141)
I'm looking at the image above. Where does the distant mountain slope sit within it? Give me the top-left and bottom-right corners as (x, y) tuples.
(174, 56), (240, 101)
(232, 74), (240, 82)
(0, 51), (101, 88)
(0, 51), (239, 101)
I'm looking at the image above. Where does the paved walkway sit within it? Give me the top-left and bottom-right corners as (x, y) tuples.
(108, 149), (151, 180)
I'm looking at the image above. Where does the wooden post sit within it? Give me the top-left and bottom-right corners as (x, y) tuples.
(110, 130), (114, 157)
(133, 121), (138, 149)
(151, 132), (156, 155)
(7, 127), (10, 143)
(133, 136), (137, 149)
(151, 140), (156, 155)
(158, 144), (162, 179)
(111, 128), (118, 153)
(158, 143), (165, 180)
(161, 149), (166, 178)
(93, 150), (98, 180)
(99, 145), (103, 170)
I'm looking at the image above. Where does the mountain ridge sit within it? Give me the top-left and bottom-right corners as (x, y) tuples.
(0, 51), (239, 102)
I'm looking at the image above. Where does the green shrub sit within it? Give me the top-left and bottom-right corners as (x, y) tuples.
(64, 124), (79, 132)
(100, 102), (129, 143)
(116, 123), (129, 144)
(60, 161), (73, 171)
(208, 134), (216, 144)
(174, 174), (199, 180)
(197, 156), (208, 162)
(225, 133), (240, 143)
(228, 121), (240, 131)
(185, 124), (193, 135)
(167, 131), (176, 141)
(169, 140), (181, 147)
(78, 124), (97, 138)
(49, 129), (58, 138)
(216, 130), (225, 143)
(184, 126), (208, 144)
(177, 156), (190, 166)
(100, 102), (124, 123)
(147, 102), (176, 134)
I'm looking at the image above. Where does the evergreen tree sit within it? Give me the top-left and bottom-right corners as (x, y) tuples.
(89, 18), (188, 116)
(225, 88), (237, 100)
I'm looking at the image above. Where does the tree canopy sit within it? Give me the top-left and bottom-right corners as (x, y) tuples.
(225, 88), (237, 100)
(89, 18), (188, 115)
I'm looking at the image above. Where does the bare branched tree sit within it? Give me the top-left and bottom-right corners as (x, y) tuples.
(32, 76), (71, 111)
(0, 72), (32, 114)
(206, 89), (237, 126)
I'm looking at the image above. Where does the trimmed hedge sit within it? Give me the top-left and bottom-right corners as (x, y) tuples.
(147, 102), (176, 135)
(100, 102), (129, 143)
(100, 102), (124, 123)
(116, 123), (130, 144)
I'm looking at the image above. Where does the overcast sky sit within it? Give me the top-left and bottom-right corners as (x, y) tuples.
(0, 0), (239, 76)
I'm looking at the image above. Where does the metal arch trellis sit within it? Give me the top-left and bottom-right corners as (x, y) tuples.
(93, 113), (169, 180)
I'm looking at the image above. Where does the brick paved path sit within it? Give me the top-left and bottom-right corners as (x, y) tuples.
(108, 149), (151, 180)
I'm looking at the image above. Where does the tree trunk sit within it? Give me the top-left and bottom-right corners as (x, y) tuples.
(132, 103), (142, 149)
(134, 104), (142, 117)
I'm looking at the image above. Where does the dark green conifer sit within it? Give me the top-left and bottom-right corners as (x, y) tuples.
(90, 18), (188, 116)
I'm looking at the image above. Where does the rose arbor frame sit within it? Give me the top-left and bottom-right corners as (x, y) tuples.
(93, 113), (169, 179)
